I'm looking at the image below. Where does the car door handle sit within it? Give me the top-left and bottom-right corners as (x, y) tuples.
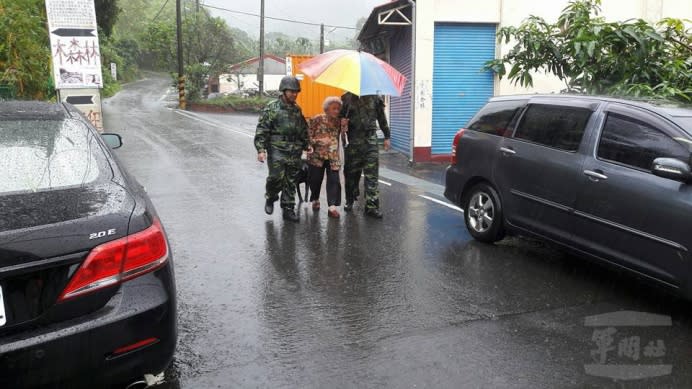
(499, 147), (516, 155)
(584, 170), (608, 181)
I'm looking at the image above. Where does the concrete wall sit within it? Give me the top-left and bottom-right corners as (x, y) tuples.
(410, 0), (692, 157)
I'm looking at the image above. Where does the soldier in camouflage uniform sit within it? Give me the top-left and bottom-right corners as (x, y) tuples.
(255, 76), (309, 222)
(341, 92), (391, 219)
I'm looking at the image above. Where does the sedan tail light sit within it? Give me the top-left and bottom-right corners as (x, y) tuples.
(58, 219), (168, 302)
(451, 128), (466, 165)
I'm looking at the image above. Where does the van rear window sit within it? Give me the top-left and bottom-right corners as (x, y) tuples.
(0, 119), (107, 194)
(467, 100), (525, 137)
(672, 116), (692, 133)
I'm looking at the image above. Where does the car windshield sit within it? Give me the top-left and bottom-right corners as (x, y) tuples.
(0, 119), (108, 194)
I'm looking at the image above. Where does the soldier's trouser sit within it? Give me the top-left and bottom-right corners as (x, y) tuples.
(266, 149), (301, 210)
(344, 141), (379, 211)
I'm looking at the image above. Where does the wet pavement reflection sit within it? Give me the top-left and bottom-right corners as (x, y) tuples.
(105, 77), (692, 388)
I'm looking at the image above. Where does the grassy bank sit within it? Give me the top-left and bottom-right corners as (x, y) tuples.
(191, 95), (272, 113)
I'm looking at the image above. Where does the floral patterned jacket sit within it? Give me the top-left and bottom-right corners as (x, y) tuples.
(307, 114), (341, 169)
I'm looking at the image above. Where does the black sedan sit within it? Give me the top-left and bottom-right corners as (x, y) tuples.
(0, 102), (177, 388)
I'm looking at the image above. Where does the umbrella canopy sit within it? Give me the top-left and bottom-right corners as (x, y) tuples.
(298, 49), (407, 96)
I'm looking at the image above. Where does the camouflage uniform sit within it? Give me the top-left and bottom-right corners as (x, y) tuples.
(341, 93), (390, 211)
(255, 97), (309, 210)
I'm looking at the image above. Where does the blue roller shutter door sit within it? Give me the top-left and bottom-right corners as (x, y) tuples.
(432, 23), (496, 154)
(389, 27), (412, 155)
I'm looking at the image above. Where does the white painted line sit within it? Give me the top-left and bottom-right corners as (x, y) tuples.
(359, 173), (392, 187)
(158, 92), (168, 101)
(419, 195), (463, 213)
(174, 110), (254, 139)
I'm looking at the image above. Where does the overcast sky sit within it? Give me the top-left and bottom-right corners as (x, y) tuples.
(203, 0), (385, 40)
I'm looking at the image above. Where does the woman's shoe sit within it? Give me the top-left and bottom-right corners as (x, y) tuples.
(328, 209), (340, 219)
(312, 201), (320, 211)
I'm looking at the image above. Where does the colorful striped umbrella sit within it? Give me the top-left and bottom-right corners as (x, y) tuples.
(298, 49), (407, 96)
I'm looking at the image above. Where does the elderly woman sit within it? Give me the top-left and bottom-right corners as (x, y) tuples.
(307, 96), (345, 218)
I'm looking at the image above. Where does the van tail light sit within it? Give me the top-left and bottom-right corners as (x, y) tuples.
(451, 128), (466, 165)
(58, 219), (168, 302)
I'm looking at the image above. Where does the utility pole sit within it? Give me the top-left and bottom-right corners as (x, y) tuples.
(320, 23), (325, 53)
(176, 0), (185, 109)
(258, 0), (265, 95)
(195, 0), (199, 12)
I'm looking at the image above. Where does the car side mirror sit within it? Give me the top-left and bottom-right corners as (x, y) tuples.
(652, 157), (691, 183)
(101, 133), (123, 149)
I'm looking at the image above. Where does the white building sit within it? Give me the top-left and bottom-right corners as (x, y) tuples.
(213, 55), (286, 94)
(358, 0), (692, 162)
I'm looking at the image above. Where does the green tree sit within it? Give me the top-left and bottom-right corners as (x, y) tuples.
(0, 0), (52, 99)
(266, 32), (317, 57)
(295, 37), (313, 54)
(486, 0), (692, 102)
(182, 11), (237, 100)
(140, 8), (240, 100)
(140, 20), (177, 70)
(229, 27), (256, 61)
(115, 0), (173, 39)
(95, 0), (121, 37)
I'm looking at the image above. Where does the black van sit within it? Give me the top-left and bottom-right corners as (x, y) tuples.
(444, 95), (692, 298)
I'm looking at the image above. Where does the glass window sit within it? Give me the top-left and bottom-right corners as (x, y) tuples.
(598, 113), (690, 171)
(467, 100), (525, 137)
(0, 119), (107, 194)
(672, 116), (692, 133)
(514, 104), (592, 151)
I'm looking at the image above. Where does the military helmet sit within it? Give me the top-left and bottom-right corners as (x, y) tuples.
(279, 76), (301, 92)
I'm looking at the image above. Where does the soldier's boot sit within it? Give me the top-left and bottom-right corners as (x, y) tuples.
(265, 199), (275, 215)
(282, 208), (299, 222)
(365, 208), (383, 219)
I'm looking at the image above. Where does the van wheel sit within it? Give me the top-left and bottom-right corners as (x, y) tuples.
(464, 183), (505, 243)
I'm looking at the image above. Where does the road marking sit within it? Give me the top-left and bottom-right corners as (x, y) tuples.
(419, 195), (463, 213)
(378, 179), (392, 186)
(158, 91), (169, 101)
(379, 167), (445, 197)
(174, 110), (254, 139)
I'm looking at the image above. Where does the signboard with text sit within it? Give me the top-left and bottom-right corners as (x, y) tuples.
(45, 0), (103, 89)
(59, 88), (103, 130)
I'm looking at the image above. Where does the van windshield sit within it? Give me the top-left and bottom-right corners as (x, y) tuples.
(0, 119), (108, 194)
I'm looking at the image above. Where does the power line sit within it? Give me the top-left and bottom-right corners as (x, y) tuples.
(151, 0), (171, 22)
(202, 4), (357, 30)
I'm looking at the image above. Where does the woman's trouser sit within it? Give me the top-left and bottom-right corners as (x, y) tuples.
(308, 160), (341, 206)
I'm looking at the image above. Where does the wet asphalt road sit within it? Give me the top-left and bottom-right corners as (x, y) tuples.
(103, 77), (692, 388)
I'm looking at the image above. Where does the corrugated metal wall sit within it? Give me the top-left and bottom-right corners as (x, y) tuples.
(289, 55), (345, 119)
(388, 27), (412, 155)
(432, 24), (496, 154)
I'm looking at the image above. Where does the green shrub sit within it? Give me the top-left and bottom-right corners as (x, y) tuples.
(194, 95), (272, 112)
